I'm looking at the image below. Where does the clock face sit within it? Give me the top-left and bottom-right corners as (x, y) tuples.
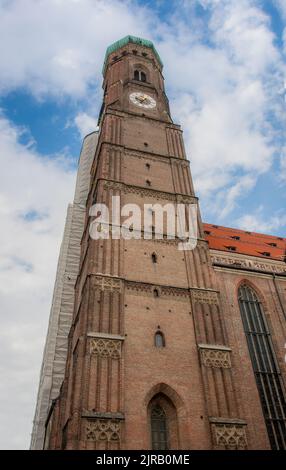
(129, 92), (156, 109)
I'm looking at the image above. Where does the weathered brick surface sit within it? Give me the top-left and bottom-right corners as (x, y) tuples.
(215, 269), (286, 450)
(46, 38), (286, 450)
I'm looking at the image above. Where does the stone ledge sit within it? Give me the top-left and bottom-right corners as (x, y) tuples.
(209, 417), (247, 425)
(87, 332), (125, 341)
(82, 411), (125, 420)
(198, 343), (231, 352)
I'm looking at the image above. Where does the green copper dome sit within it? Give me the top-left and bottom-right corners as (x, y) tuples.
(102, 35), (163, 74)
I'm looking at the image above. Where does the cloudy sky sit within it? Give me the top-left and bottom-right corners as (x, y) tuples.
(0, 0), (285, 449)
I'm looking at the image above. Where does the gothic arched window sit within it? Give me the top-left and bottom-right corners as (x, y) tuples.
(134, 70), (147, 82)
(155, 331), (165, 348)
(151, 405), (168, 450)
(238, 284), (286, 449)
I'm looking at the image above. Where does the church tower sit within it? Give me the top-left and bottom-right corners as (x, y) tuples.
(46, 36), (248, 450)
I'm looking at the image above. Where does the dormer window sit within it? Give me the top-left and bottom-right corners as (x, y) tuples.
(231, 235), (240, 240)
(134, 70), (147, 82)
(226, 246), (236, 252)
(262, 252), (270, 257)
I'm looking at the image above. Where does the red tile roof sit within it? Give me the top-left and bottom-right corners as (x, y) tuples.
(203, 223), (286, 263)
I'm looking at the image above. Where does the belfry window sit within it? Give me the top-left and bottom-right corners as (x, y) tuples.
(151, 405), (168, 450)
(134, 70), (147, 82)
(238, 284), (286, 449)
(155, 331), (165, 348)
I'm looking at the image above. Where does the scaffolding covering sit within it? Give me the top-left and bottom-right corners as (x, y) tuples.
(30, 132), (98, 450)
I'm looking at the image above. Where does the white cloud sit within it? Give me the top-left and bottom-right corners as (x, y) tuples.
(237, 206), (286, 233)
(215, 175), (256, 218)
(210, 0), (279, 73)
(159, 0), (284, 215)
(0, 113), (76, 449)
(0, 0), (154, 97)
(74, 112), (98, 138)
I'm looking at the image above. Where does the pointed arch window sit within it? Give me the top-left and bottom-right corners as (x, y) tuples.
(151, 405), (168, 450)
(134, 70), (147, 82)
(238, 284), (286, 449)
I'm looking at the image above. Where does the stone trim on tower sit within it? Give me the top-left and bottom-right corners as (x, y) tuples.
(209, 418), (248, 450)
(86, 419), (121, 442)
(89, 336), (123, 360)
(191, 288), (219, 305)
(198, 344), (232, 369)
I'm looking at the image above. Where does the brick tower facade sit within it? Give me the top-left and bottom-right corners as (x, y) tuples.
(45, 36), (286, 450)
